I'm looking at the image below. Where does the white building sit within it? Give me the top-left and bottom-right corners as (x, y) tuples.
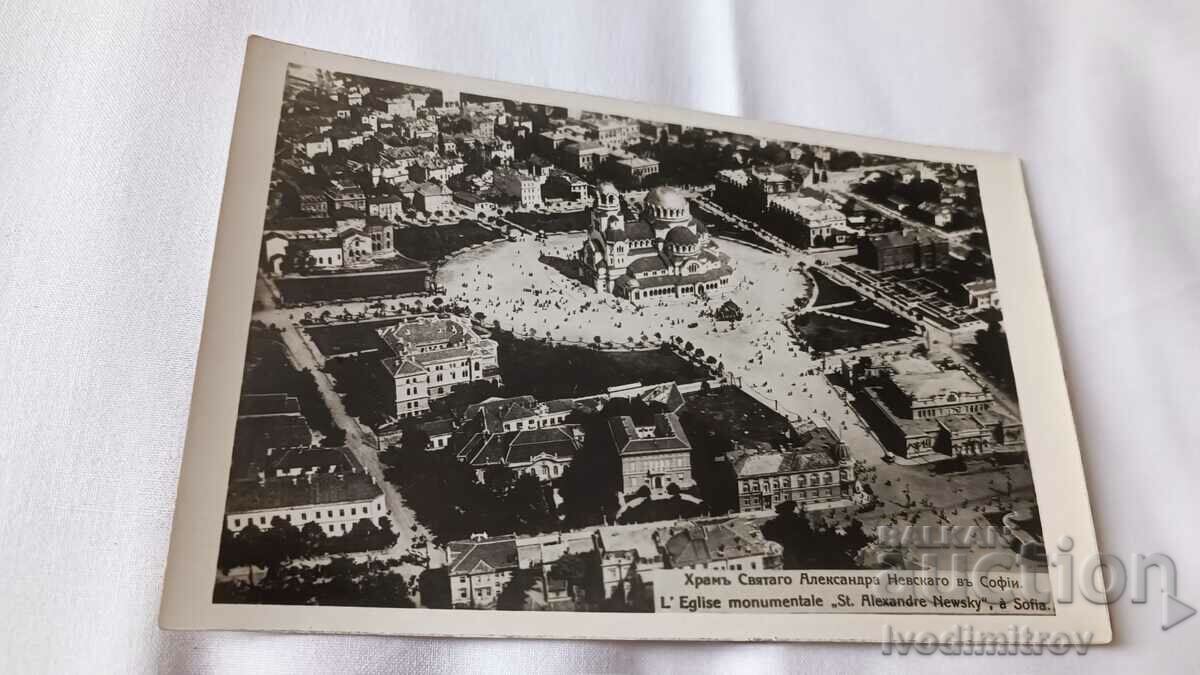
(379, 315), (502, 418)
(493, 167), (544, 208)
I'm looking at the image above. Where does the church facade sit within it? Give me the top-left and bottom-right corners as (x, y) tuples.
(577, 184), (734, 301)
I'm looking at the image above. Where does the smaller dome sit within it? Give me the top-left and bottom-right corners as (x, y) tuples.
(606, 229), (628, 242)
(665, 226), (699, 247)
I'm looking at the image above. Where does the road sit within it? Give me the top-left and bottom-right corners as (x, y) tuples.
(254, 273), (430, 584)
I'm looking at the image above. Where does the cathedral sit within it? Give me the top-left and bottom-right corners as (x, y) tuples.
(577, 184), (734, 301)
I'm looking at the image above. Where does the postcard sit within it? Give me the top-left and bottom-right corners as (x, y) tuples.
(160, 37), (1109, 644)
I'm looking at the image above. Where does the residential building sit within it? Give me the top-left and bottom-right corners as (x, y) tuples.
(543, 170), (589, 203)
(447, 534), (519, 608)
(453, 395), (579, 481)
(325, 179), (367, 213)
(614, 157), (660, 184)
(493, 167), (543, 208)
(578, 184), (734, 301)
(583, 116), (640, 149)
(298, 191), (329, 216)
(413, 183), (454, 214)
(656, 519), (780, 571)
(368, 192), (405, 220)
(594, 526), (667, 598)
(962, 279), (999, 309)
(378, 314), (501, 418)
(297, 134), (332, 158)
(562, 141), (610, 172)
(730, 426), (855, 512)
(857, 229), (950, 272)
(767, 191), (853, 245)
(608, 411), (695, 495)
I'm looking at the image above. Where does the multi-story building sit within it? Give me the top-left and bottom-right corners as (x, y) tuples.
(767, 191), (853, 245)
(447, 534), (519, 608)
(656, 519), (780, 572)
(730, 426), (856, 513)
(325, 178), (367, 213)
(453, 395), (579, 482)
(860, 367), (1024, 458)
(413, 183), (454, 214)
(493, 167), (543, 208)
(224, 470), (388, 536)
(614, 157), (660, 185)
(608, 411), (695, 496)
(297, 134), (333, 158)
(578, 184), (734, 301)
(962, 279), (999, 309)
(378, 314), (501, 418)
(543, 170), (589, 203)
(857, 229), (950, 272)
(583, 116), (640, 149)
(593, 526), (667, 598)
(562, 141), (610, 172)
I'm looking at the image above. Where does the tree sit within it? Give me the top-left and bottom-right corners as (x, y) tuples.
(496, 568), (539, 610)
(299, 520), (327, 557)
(282, 246), (314, 275)
(399, 420), (431, 454)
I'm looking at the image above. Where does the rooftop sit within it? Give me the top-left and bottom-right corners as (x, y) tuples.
(892, 370), (985, 400)
(446, 535), (520, 576)
(225, 471), (381, 514)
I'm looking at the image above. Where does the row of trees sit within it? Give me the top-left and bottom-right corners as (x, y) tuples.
(214, 557), (414, 608)
(217, 516), (399, 581)
(760, 501), (872, 569)
(380, 432), (557, 544)
(241, 323), (344, 446)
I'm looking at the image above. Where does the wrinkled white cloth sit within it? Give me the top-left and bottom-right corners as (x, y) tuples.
(1, 1), (1198, 672)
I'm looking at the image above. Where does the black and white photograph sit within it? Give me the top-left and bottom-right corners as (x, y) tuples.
(208, 57), (1044, 615)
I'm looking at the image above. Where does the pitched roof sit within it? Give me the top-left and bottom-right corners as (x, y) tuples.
(225, 472), (381, 514)
(446, 535), (519, 576)
(505, 427), (579, 464)
(607, 413), (691, 456)
(662, 520), (770, 567)
(238, 394), (301, 417)
(381, 357), (427, 377)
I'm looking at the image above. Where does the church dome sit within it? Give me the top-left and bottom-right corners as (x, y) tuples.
(605, 228), (628, 242)
(644, 186), (688, 212)
(665, 225), (699, 247)
(643, 186), (691, 225)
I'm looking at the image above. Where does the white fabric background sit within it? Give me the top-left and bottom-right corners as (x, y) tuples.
(1, 1), (1197, 672)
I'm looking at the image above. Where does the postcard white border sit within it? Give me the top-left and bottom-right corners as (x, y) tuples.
(159, 36), (1110, 644)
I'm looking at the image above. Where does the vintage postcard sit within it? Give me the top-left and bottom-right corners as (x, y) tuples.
(160, 37), (1110, 644)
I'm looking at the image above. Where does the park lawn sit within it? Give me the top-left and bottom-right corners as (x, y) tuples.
(691, 210), (781, 253)
(810, 269), (862, 306)
(821, 299), (917, 331)
(679, 385), (795, 449)
(393, 220), (502, 260)
(506, 210), (588, 233)
(493, 331), (708, 401)
(276, 270), (429, 305)
(323, 353), (396, 429)
(617, 496), (705, 525)
(793, 309), (916, 353)
(304, 318), (397, 358)
(238, 323), (340, 439)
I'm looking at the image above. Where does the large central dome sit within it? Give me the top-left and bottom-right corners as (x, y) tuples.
(644, 186), (688, 211)
(643, 186), (691, 225)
